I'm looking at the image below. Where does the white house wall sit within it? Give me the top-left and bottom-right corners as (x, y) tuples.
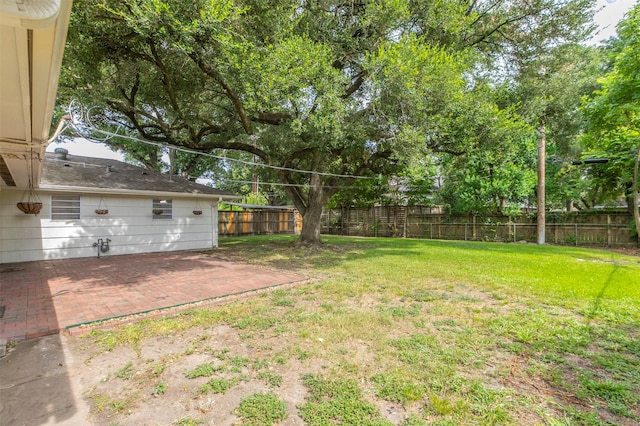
(0, 190), (219, 263)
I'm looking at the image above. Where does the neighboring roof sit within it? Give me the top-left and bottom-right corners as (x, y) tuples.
(226, 202), (297, 210)
(39, 153), (238, 199)
(0, 0), (73, 189)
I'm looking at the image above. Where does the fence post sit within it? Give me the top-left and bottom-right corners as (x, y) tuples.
(513, 222), (517, 242)
(402, 206), (407, 238)
(575, 223), (578, 246)
(472, 216), (477, 240)
(607, 214), (611, 246)
(364, 208), (368, 237)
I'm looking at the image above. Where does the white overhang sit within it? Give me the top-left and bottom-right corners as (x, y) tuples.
(0, 0), (72, 190)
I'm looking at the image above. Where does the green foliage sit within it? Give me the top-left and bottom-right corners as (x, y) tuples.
(257, 371), (283, 388)
(438, 130), (536, 215)
(153, 381), (167, 395)
(240, 192), (269, 206)
(299, 375), (393, 425)
(115, 362), (134, 380)
(370, 373), (425, 403)
(580, 4), (640, 223)
(174, 418), (204, 426)
(200, 377), (240, 394)
(184, 362), (222, 379)
(235, 393), (287, 426)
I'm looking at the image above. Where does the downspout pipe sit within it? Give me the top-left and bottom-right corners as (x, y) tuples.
(211, 197), (223, 249)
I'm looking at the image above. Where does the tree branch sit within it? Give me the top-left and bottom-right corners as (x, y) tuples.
(342, 70), (367, 99)
(251, 111), (292, 125)
(188, 51), (254, 135)
(466, 14), (530, 47)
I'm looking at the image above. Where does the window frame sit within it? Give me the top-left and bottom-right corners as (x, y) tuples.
(152, 198), (173, 220)
(50, 194), (81, 220)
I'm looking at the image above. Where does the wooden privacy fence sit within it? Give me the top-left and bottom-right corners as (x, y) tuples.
(219, 208), (302, 237)
(321, 206), (637, 246)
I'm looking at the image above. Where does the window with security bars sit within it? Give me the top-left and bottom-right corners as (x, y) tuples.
(51, 195), (81, 220)
(152, 199), (172, 219)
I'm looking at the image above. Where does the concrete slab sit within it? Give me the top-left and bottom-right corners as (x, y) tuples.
(0, 334), (92, 425)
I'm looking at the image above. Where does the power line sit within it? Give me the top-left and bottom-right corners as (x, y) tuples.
(64, 116), (373, 180)
(211, 178), (382, 190)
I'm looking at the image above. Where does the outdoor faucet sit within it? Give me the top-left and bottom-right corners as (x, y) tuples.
(92, 238), (111, 258)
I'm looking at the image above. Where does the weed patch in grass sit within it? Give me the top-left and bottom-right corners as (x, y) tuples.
(578, 374), (639, 418)
(235, 392), (287, 426)
(258, 371), (283, 388)
(200, 377), (240, 394)
(174, 418), (204, 426)
(153, 381), (167, 395)
(234, 316), (278, 330)
(370, 373), (425, 404)
(229, 355), (251, 371)
(184, 362), (222, 379)
(427, 393), (467, 416)
(90, 391), (138, 416)
(271, 289), (295, 307)
(115, 361), (134, 380)
(299, 374), (393, 425)
(400, 414), (428, 426)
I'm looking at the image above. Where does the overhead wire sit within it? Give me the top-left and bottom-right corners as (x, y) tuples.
(55, 103), (544, 192)
(62, 107), (373, 180)
(206, 177), (388, 190)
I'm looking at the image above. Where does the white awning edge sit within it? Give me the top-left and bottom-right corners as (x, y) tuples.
(0, 0), (61, 30)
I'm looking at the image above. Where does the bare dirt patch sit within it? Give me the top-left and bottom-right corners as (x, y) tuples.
(70, 321), (322, 425)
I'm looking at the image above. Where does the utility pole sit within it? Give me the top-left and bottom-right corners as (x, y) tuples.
(251, 135), (258, 195)
(537, 123), (546, 245)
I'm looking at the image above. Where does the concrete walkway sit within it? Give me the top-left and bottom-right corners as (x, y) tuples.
(0, 251), (305, 341)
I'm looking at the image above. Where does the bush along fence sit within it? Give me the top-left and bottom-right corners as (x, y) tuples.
(219, 207), (302, 237)
(320, 206), (638, 247)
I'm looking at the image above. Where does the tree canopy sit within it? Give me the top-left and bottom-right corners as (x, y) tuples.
(59, 0), (596, 244)
(580, 3), (640, 234)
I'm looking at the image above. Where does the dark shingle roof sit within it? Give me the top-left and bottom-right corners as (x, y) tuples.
(40, 153), (235, 197)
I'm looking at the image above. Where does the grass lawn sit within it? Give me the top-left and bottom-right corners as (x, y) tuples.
(82, 236), (640, 425)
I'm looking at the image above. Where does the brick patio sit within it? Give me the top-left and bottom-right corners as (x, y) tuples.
(0, 251), (305, 341)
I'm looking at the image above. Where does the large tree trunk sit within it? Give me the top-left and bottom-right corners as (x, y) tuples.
(296, 170), (329, 246)
(280, 151), (335, 246)
(298, 197), (325, 245)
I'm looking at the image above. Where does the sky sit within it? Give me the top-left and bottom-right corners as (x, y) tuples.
(47, 0), (636, 161)
(47, 137), (125, 160)
(591, 0), (636, 42)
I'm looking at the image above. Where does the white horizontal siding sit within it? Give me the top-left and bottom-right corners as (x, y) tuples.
(0, 190), (218, 263)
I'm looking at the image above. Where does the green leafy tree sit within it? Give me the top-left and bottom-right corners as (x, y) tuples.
(59, 0), (595, 245)
(581, 3), (640, 238)
(437, 127), (537, 216)
(507, 42), (604, 204)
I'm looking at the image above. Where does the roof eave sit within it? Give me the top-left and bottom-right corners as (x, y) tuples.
(33, 184), (242, 200)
